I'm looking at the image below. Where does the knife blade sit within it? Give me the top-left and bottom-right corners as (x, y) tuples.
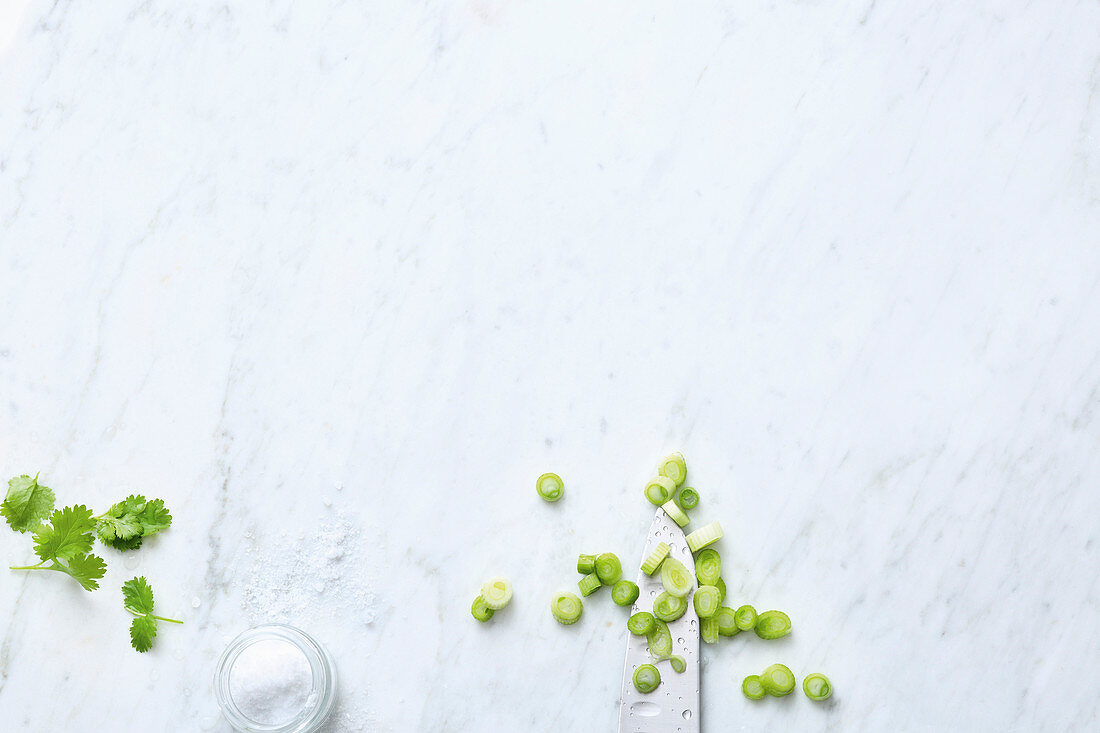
(617, 507), (700, 733)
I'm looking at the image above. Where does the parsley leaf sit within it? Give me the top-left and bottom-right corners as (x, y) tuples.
(2, 474), (56, 533)
(9, 505), (107, 591)
(122, 577), (182, 652)
(96, 495), (173, 551)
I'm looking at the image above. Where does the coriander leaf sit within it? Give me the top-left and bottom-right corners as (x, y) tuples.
(130, 614), (157, 652)
(96, 495), (172, 550)
(122, 576), (155, 616)
(104, 535), (144, 551)
(96, 513), (143, 542)
(2, 474), (55, 533)
(33, 505), (96, 562)
(137, 498), (172, 534)
(62, 553), (107, 591)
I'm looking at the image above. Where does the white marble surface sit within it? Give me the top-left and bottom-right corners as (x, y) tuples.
(2, 1), (1099, 730)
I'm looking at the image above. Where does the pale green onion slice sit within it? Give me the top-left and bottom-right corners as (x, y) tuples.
(669, 655), (686, 673)
(471, 595), (494, 622)
(761, 663), (796, 696)
(742, 675), (766, 700)
(657, 452), (687, 487)
(612, 580), (639, 606)
(693, 586), (720, 619)
(643, 476), (676, 505)
(628, 611), (656, 636)
(595, 552), (622, 585)
(803, 673), (832, 701)
(646, 619), (673, 658)
(686, 521), (723, 553)
(536, 472), (564, 502)
(714, 606), (739, 636)
(700, 616), (719, 644)
(577, 553), (596, 574)
(633, 664), (661, 694)
(578, 572), (601, 597)
(640, 542), (670, 575)
(755, 610), (792, 640)
(550, 592), (583, 625)
(694, 549), (721, 586)
(660, 499), (689, 527)
(735, 605), (757, 631)
(659, 557), (694, 598)
(714, 577), (726, 604)
(676, 486), (699, 510)
(653, 591), (688, 622)
(480, 576), (513, 610)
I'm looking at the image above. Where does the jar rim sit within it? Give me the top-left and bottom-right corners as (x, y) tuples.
(214, 624), (338, 733)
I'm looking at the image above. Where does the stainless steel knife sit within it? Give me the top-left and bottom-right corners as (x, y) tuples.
(617, 507), (700, 733)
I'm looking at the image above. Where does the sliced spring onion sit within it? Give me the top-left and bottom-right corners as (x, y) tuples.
(686, 521), (723, 553)
(471, 595), (494, 622)
(640, 542), (670, 575)
(653, 591), (688, 622)
(676, 486), (699, 510)
(761, 663), (796, 696)
(657, 452), (687, 487)
(714, 577), (726, 604)
(595, 552), (622, 585)
(536, 472), (564, 502)
(480, 576), (513, 610)
(755, 610), (792, 640)
(694, 549), (721, 587)
(632, 664), (661, 694)
(628, 611), (656, 636)
(803, 673), (832, 701)
(550, 592), (583, 625)
(577, 553), (596, 574)
(693, 586), (721, 619)
(612, 580), (639, 606)
(735, 605), (757, 631)
(660, 500), (689, 527)
(659, 557), (694, 598)
(669, 655), (686, 674)
(741, 675), (766, 700)
(714, 606), (739, 636)
(700, 616), (719, 644)
(647, 619), (673, 658)
(578, 572), (601, 597)
(643, 476), (676, 506)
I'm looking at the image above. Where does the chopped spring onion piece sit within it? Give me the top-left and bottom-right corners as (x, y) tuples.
(659, 557), (694, 598)
(628, 611), (656, 636)
(803, 673), (832, 701)
(657, 452), (687, 487)
(646, 619), (673, 659)
(686, 521), (723, 553)
(550, 592), (583, 625)
(612, 580), (639, 606)
(734, 605), (758, 631)
(643, 476), (676, 506)
(700, 616), (719, 644)
(595, 553), (622, 584)
(694, 549), (721, 586)
(641, 542), (670, 575)
(669, 655), (686, 674)
(742, 675), (766, 700)
(653, 591), (688, 622)
(480, 576), (513, 610)
(755, 610), (792, 640)
(535, 472), (564, 502)
(660, 499), (689, 527)
(715, 606), (739, 636)
(693, 586), (721, 619)
(471, 595), (494, 622)
(714, 577), (726, 604)
(761, 663), (796, 696)
(632, 664), (661, 694)
(676, 486), (699, 510)
(577, 553), (596, 574)
(578, 572), (601, 597)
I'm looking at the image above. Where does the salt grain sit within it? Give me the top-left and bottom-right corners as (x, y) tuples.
(230, 639), (313, 726)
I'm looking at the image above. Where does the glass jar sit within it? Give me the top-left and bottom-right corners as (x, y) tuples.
(214, 624), (338, 733)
